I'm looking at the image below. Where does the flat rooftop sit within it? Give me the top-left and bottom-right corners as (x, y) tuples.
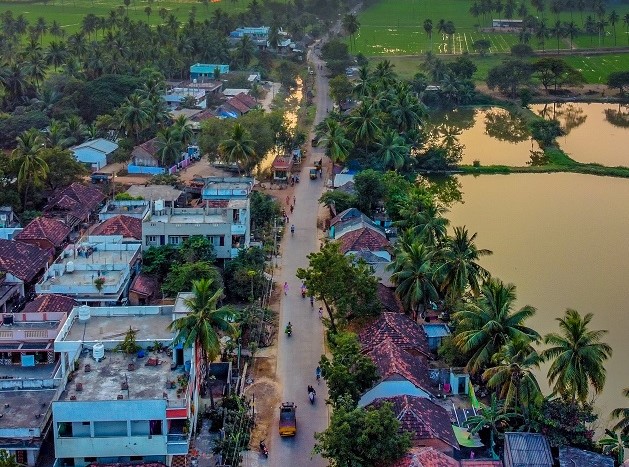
(0, 363), (57, 380)
(65, 313), (173, 343)
(101, 204), (148, 216)
(0, 389), (56, 430)
(59, 350), (186, 402)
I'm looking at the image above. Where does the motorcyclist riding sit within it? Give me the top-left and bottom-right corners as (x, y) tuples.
(285, 322), (293, 336)
(290, 224), (295, 235)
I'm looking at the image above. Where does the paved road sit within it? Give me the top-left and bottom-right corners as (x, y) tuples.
(265, 46), (332, 466)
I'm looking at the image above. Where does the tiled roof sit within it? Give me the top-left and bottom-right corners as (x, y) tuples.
(369, 395), (458, 449)
(15, 217), (71, 247)
(359, 311), (430, 357)
(460, 461), (503, 467)
(23, 295), (76, 314)
(226, 97), (250, 114)
(559, 447), (613, 467)
(44, 183), (106, 224)
(338, 227), (390, 254)
(136, 138), (160, 156)
(364, 339), (435, 395)
(130, 274), (159, 297)
(377, 283), (405, 314)
(191, 109), (216, 122)
(391, 447), (460, 467)
(272, 156), (293, 170)
(503, 433), (552, 467)
(92, 215), (142, 240)
(234, 92), (257, 109)
(330, 207), (364, 227)
(0, 239), (50, 283)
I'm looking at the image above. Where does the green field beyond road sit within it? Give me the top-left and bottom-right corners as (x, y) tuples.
(354, 0), (629, 56)
(0, 0), (250, 37)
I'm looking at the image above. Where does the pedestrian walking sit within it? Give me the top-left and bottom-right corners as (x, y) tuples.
(284, 282), (289, 295)
(290, 205), (294, 213)
(286, 195), (290, 206)
(318, 307), (323, 319)
(293, 195), (296, 205)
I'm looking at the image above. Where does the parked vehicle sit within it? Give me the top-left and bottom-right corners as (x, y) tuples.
(279, 402), (297, 437)
(308, 167), (318, 180)
(259, 439), (269, 457)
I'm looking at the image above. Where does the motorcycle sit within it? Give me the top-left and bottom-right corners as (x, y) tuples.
(301, 287), (307, 298)
(259, 439), (269, 458)
(285, 324), (292, 337)
(308, 389), (316, 405)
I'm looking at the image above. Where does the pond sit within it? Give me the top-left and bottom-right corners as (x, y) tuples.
(428, 107), (540, 166)
(448, 173), (629, 429)
(531, 102), (629, 167)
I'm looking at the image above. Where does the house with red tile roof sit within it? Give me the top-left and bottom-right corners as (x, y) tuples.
(368, 395), (458, 455)
(337, 226), (391, 260)
(391, 447), (460, 467)
(44, 182), (106, 229)
(92, 215), (142, 242)
(131, 138), (161, 168)
(359, 312), (431, 359)
(224, 96), (251, 116)
(22, 294), (76, 314)
(0, 239), (51, 313)
(460, 460), (503, 467)
(377, 283), (405, 314)
(359, 339), (437, 407)
(234, 92), (258, 109)
(129, 274), (159, 305)
(14, 216), (71, 255)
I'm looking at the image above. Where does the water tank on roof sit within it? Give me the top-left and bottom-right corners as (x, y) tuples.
(78, 305), (90, 322)
(66, 261), (75, 273)
(92, 342), (105, 361)
(154, 199), (164, 212)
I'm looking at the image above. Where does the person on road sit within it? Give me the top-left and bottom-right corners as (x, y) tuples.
(291, 224), (295, 235)
(318, 306), (323, 319)
(315, 366), (321, 383)
(310, 295), (314, 307)
(283, 282), (289, 295)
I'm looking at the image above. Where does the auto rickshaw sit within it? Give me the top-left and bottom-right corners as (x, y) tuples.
(309, 167), (318, 180)
(279, 402), (297, 436)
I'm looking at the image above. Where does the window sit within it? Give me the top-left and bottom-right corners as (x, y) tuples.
(146, 236), (158, 246)
(84, 458), (96, 463)
(168, 236), (182, 245)
(219, 236), (225, 246)
(57, 422), (73, 437)
(209, 236), (225, 247)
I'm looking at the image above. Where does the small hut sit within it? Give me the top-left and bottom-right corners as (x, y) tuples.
(272, 155), (294, 181)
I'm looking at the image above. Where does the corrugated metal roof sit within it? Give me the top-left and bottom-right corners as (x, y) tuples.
(423, 323), (452, 339)
(504, 432), (553, 467)
(73, 138), (118, 154)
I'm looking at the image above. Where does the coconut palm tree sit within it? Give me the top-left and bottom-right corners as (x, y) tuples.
(454, 278), (540, 374)
(375, 129), (408, 170)
(348, 103), (382, 151)
(423, 19), (434, 51)
(12, 128), (48, 208)
(219, 123), (256, 175)
(156, 126), (183, 167)
(624, 13), (629, 45)
(388, 240), (438, 319)
(389, 89), (426, 133)
(342, 14), (360, 51)
(236, 35), (254, 67)
(436, 226), (492, 301)
(46, 41), (68, 71)
(541, 308), (612, 403)
(599, 429), (629, 464)
(609, 10), (619, 46)
(173, 115), (194, 146)
(316, 119), (353, 164)
(465, 394), (519, 459)
(168, 278), (237, 376)
(119, 94), (150, 142)
(353, 65), (371, 99)
(611, 388), (629, 434)
(483, 336), (542, 413)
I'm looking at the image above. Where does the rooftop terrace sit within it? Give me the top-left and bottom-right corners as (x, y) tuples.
(0, 389), (56, 432)
(58, 349), (187, 403)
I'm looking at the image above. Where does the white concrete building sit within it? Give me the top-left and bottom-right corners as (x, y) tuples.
(142, 178), (253, 260)
(52, 305), (201, 467)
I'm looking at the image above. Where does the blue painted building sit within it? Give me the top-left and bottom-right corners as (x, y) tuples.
(71, 139), (118, 171)
(189, 63), (230, 79)
(229, 26), (270, 46)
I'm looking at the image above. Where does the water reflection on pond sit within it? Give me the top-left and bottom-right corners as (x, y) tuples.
(449, 173), (629, 428)
(532, 102), (629, 167)
(428, 107), (539, 166)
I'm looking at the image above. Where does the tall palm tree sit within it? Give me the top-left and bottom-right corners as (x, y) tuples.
(535, 19), (549, 51)
(409, 201), (449, 248)
(436, 226), (492, 301)
(236, 35), (254, 67)
(46, 41), (68, 71)
(156, 126), (183, 167)
(483, 336), (543, 413)
(454, 278), (540, 374)
(173, 115), (194, 146)
(353, 65), (371, 99)
(550, 20), (565, 52)
(624, 13), (629, 46)
(12, 128), (48, 208)
(541, 308), (612, 403)
(609, 10), (619, 46)
(119, 94), (150, 142)
(423, 19), (434, 52)
(168, 278), (237, 375)
(342, 14), (360, 51)
(316, 119), (353, 164)
(348, 103), (382, 151)
(388, 240), (438, 319)
(375, 129), (408, 170)
(465, 394), (519, 459)
(611, 388), (629, 434)
(389, 89), (425, 133)
(565, 21), (580, 49)
(219, 123), (256, 175)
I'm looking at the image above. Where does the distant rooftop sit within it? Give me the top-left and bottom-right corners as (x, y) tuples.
(0, 389), (56, 432)
(126, 185), (183, 203)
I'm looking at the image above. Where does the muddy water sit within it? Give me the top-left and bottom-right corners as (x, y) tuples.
(429, 107), (540, 166)
(448, 173), (629, 429)
(531, 102), (629, 167)
(258, 78), (303, 174)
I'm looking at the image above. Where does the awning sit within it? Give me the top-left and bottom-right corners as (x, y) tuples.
(453, 425), (484, 448)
